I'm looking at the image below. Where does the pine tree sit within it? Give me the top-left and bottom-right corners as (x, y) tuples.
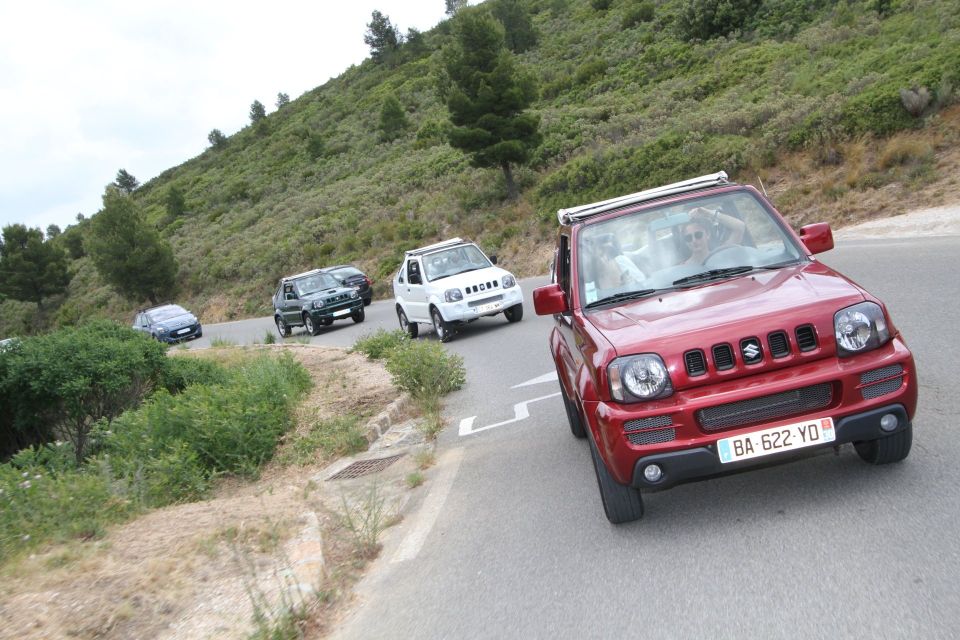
(442, 10), (541, 199)
(379, 95), (410, 141)
(445, 0), (468, 16)
(492, 0), (538, 53)
(249, 100), (267, 124)
(0, 224), (70, 309)
(276, 92), (290, 108)
(85, 189), (177, 304)
(115, 169), (139, 194)
(364, 10), (402, 63)
(208, 128), (228, 149)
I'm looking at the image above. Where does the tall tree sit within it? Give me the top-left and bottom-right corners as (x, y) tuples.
(85, 189), (177, 305)
(364, 10), (402, 62)
(0, 224), (71, 309)
(165, 186), (187, 220)
(442, 10), (541, 199)
(446, 0), (469, 15)
(115, 169), (139, 194)
(379, 95), (410, 141)
(249, 100), (267, 124)
(45, 224), (62, 239)
(492, 0), (538, 53)
(276, 92), (290, 109)
(208, 128), (228, 149)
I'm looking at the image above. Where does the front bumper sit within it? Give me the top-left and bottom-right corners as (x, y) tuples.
(309, 298), (363, 321)
(158, 323), (202, 342)
(442, 286), (524, 322)
(630, 403), (910, 490)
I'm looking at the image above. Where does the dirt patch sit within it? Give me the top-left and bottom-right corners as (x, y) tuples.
(0, 344), (401, 640)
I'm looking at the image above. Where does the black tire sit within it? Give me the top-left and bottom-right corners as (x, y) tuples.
(303, 313), (321, 336)
(431, 307), (452, 343)
(398, 307), (419, 338)
(275, 316), (291, 337)
(560, 382), (587, 439)
(363, 297), (372, 307)
(588, 435), (644, 524)
(504, 303), (524, 323)
(854, 424), (913, 464)
(352, 306), (365, 323)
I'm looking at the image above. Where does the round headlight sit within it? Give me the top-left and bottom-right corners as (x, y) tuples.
(444, 288), (463, 302)
(350, 290), (359, 299)
(502, 275), (516, 288)
(834, 302), (889, 356)
(609, 354), (673, 402)
(312, 300), (325, 309)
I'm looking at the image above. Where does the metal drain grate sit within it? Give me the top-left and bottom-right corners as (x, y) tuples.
(327, 454), (403, 480)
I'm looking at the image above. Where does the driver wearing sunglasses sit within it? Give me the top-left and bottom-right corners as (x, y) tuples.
(680, 206), (746, 265)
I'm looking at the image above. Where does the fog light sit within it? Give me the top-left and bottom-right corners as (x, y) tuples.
(643, 464), (663, 483)
(880, 413), (899, 432)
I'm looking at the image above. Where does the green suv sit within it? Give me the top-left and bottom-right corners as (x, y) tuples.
(273, 269), (365, 336)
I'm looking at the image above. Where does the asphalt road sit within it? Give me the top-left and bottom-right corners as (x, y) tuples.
(196, 236), (960, 639)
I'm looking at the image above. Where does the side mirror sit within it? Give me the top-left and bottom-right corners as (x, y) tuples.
(489, 255), (498, 265)
(533, 283), (569, 315)
(799, 222), (834, 255)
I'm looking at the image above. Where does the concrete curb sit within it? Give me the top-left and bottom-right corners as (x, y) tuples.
(363, 393), (413, 444)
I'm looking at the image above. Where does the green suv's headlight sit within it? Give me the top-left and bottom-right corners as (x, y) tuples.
(350, 290), (359, 299)
(608, 354), (673, 402)
(834, 301), (889, 356)
(312, 300), (325, 309)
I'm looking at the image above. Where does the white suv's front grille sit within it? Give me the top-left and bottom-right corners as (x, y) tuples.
(463, 280), (500, 295)
(468, 294), (503, 308)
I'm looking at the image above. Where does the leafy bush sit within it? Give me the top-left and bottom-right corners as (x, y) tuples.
(384, 340), (466, 412)
(280, 414), (367, 464)
(351, 329), (410, 360)
(622, 1), (655, 29)
(590, 0), (613, 10)
(0, 321), (168, 463)
(160, 355), (230, 393)
(677, 0), (762, 41)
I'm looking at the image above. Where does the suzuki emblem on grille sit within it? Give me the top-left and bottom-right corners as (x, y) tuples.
(480, 283), (486, 291)
(741, 339), (762, 363)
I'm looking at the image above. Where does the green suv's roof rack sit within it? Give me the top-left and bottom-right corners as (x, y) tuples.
(405, 237), (467, 256)
(280, 268), (326, 283)
(556, 171), (731, 225)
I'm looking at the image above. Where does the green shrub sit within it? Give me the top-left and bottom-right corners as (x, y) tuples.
(0, 321), (168, 463)
(622, 1), (655, 29)
(139, 440), (209, 506)
(678, 0), (762, 41)
(161, 355), (229, 393)
(351, 329), (410, 360)
(574, 57), (608, 86)
(384, 340), (465, 412)
(281, 414), (367, 465)
(590, 0), (612, 10)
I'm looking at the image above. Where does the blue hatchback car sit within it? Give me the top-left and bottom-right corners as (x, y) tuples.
(133, 304), (202, 343)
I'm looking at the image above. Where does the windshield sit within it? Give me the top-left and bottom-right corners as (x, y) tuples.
(148, 305), (189, 322)
(330, 267), (363, 278)
(577, 190), (805, 307)
(294, 273), (340, 295)
(423, 245), (491, 281)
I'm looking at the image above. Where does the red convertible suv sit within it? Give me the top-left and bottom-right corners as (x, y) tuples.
(533, 172), (917, 523)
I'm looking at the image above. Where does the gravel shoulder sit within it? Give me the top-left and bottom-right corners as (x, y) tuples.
(833, 204), (960, 240)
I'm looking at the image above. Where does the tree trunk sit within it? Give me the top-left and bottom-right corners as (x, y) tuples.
(501, 162), (518, 200)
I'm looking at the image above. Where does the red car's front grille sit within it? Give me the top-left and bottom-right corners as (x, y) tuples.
(696, 383), (833, 431)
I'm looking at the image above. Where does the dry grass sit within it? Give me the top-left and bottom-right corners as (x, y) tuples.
(0, 344), (400, 640)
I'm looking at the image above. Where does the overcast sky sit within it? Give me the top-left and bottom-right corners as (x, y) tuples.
(0, 1), (460, 234)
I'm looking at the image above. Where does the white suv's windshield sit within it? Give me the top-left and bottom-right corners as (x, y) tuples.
(423, 245), (491, 281)
(577, 190), (804, 307)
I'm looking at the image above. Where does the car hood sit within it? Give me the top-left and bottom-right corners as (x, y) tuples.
(434, 266), (514, 291)
(585, 262), (866, 356)
(154, 313), (197, 330)
(301, 287), (358, 302)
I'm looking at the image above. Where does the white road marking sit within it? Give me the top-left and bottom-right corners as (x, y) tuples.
(458, 392), (562, 436)
(511, 371), (558, 389)
(391, 447), (464, 564)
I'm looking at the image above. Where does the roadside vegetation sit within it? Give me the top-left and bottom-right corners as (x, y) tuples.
(1, 0), (957, 337)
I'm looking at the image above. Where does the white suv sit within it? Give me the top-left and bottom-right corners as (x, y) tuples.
(393, 238), (524, 342)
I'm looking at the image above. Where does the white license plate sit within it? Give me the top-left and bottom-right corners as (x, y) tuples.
(717, 417), (835, 464)
(176, 327), (191, 335)
(333, 308), (350, 317)
(475, 302), (502, 314)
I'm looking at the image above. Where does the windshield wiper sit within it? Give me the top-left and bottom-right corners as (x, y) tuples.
(672, 266), (755, 286)
(586, 289), (657, 308)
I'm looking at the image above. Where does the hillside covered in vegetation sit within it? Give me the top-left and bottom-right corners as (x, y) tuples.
(2, 0), (958, 332)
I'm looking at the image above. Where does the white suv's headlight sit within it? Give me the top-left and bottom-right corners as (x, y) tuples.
(444, 288), (463, 302)
(502, 275), (516, 288)
(608, 354), (673, 402)
(834, 302), (889, 356)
